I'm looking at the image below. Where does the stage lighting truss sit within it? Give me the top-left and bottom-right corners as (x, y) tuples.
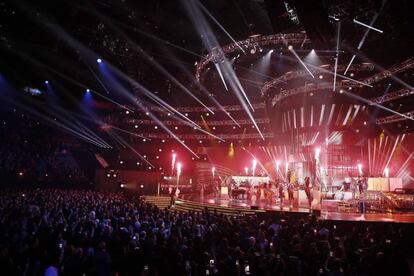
(125, 118), (270, 127)
(261, 63), (374, 97)
(130, 132), (274, 141)
(263, 57), (414, 106)
(122, 103), (266, 113)
(376, 110), (414, 125)
(369, 88), (414, 105)
(195, 33), (311, 80)
(362, 57), (414, 85)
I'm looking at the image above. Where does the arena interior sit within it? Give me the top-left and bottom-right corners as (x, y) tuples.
(1, 0), (414, 275)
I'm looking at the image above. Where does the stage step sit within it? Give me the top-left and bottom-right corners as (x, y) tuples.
(143, 196), (262, 215)
(173, 199), (260, 215)
(144, 196), (171, 209)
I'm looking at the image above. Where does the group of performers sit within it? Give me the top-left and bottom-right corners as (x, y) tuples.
(336, 176), (368, 199)
(226, 177), (308, 208)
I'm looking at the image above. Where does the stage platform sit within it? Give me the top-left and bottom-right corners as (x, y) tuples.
(174, 194), (414, 224)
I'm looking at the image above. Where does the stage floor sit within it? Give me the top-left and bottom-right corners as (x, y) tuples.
(181, 195), (414, 223)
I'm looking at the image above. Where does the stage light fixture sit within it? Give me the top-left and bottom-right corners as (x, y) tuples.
(358, 164), (363, 175)
(288, 45), (293, 50)
(384, 167), (389, 178)
(97, 58), (102, 63)
(86, 89), (90, 93)
(44, 80), (49, 84)
(319, 75), (323, 79)
(134, 125), (138, 128)
(315, 147), (321, 160)
(120, 184), (125, 188)
(125, 110), (130, 114)
(177, 162), (182, 175)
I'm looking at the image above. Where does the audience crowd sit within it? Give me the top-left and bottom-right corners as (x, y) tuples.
(0, 189), (412, 276)
(0, 112), (85, 181)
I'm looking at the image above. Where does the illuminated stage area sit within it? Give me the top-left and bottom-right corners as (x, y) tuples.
(177, 194), (414, 223)
(1, 1), (414, 275)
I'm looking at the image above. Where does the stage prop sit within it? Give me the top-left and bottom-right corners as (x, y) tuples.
(367, 177), (402, 192)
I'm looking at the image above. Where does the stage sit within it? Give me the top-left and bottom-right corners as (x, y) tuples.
(178, 194), (414, 223)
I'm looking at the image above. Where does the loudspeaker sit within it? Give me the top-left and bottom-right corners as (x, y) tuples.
(250, 205), (259, 210)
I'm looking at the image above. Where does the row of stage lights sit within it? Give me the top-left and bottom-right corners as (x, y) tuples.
(111, 147), (392, 180)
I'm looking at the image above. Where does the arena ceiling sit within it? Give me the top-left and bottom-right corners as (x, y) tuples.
(0, 0), (413, 142)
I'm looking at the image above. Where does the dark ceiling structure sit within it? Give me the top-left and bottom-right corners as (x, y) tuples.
(0, 0), (413, 148)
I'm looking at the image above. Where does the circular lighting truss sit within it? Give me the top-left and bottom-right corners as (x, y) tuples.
(261, 63), (375, 103)
(195, 32), (311, 80)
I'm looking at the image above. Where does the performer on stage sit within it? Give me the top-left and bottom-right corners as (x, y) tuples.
(278, 182), (284, 208)
(304, 176), (313, 209)
(267, 182), (274, 205)
(288, 181), (294, 208)
(256, 184), (261, 202)
(228, 179), (234, 200)
(350, 177), (357, 198)
(357, 177), (364, 195)
(169, 187), (176, 207)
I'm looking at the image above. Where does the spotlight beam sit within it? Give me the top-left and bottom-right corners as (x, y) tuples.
(333, 22), (341, 91)
(2, 96), (110, 148)
(183, 0), (262, 138)
(345, 11), (382, 75)
(288, 46), (314, 78)
(35, 76), (114, 148)
(241, 147), (271, 178)
(27, 5), (213, 116)
(353, 18), (383, 34)
(214, 63), (229, 91)
(100, 58), (224, 143)
(196, 1), (246, 54)
(278, 54), (371, 87)
(344, 90), (414, 121)
(384, 135), (402, 170)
